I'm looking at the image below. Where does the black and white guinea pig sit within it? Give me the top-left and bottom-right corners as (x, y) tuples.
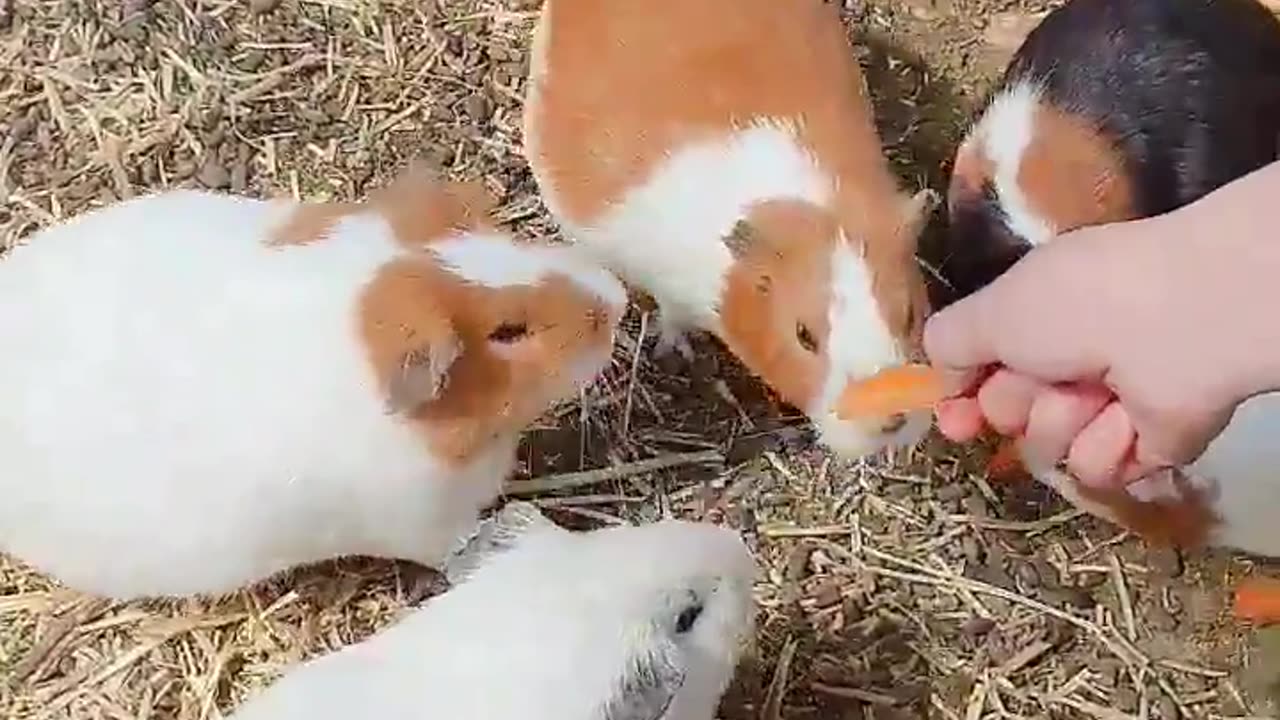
(223, 501), (758, 720)
(940, 0), (1280, 302)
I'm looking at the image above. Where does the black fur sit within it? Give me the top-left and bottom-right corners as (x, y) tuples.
(935, 0), (1280, 307)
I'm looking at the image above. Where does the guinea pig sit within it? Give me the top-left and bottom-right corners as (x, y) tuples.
(0, 171), (627, 600)
(940, 0), (1280, 558)
(521, 0), (939, 459)
(942, 0), (1280, 300)
(223, 501), (758, 720)
(1014, 393), (1280, 560)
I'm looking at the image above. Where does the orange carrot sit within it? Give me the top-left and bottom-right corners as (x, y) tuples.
(1234, 576), (1280, 625)
(836, 363), (947, 420)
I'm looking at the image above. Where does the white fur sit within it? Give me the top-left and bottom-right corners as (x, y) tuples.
(0, 189), (615, 600)
(224, 504), (757, 720)
(430, 233), (627, 309)
(528, 113), (926, 456)
(813, 240), (932, 457)
(1184, 392), (1280, 557)
(543, 121), (833, 336)
(969, 81), (1056, 246)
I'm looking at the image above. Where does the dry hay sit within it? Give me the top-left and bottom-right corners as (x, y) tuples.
(1, 0), (1278, 719)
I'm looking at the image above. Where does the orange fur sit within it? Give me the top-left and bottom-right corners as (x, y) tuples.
(720, 201), (836, 408)
(268, 172), (498, 249)
(267, 203), (356, 247)
(529, 0), (934, 409)
(270, 173), (618, 466)
(1019, 104), (1138, 231)
(1021, 459), (1220, 549)
(360, 261), (613, 464)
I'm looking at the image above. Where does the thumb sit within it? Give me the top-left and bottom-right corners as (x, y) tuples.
(925, 236), (1113, 384)
(922, 290), (1000, 375)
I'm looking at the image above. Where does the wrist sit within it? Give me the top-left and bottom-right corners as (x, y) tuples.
(1161, 162), (1280, 402)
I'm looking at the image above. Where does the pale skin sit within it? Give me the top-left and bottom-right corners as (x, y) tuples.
(924, 159), (1280, 488)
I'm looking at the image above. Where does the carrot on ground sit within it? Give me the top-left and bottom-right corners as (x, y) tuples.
(836, 363), (947, 420)
(1234, 576), (1280, 625)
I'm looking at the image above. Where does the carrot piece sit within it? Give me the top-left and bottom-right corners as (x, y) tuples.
(836, 363), (947, 420)
(1234, 576), (1280, 625)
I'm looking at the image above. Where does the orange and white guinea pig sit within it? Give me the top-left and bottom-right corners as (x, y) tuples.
(521, 0), (938, 459)
(942, 0), (1280, 558)
(0, 172), (626, 600)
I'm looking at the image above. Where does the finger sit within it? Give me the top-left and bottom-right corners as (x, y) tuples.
(921, 293), (1001, 372)
(1066, 402), (1136, 487)
(935, 397), (986, 441)
(975, 369), (1040, 436)
(1130, 403), (1236, 469)
(937, 367), (979, 398)
(1117, 456), (1169, 486)
(1021, 382), (1113, 467)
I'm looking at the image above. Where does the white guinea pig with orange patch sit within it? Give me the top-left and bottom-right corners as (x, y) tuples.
(224, 501), (757, 720)
(942, 0), (1280, 558)
(0, 173), (626, 600)
(521, 0), (939, 459)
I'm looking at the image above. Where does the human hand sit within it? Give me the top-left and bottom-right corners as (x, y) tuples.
(922, 202), (1270, 488)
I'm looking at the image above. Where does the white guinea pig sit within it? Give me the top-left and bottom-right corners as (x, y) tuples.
(0, 172), (627, 600)
(522, 0), (939, 459)
(223, 501), (758, 720)
(941, 0), (1280, 558)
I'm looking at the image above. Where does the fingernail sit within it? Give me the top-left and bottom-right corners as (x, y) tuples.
(937, 367), (978, 397)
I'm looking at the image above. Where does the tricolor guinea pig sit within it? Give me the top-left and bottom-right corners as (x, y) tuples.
(0, 172), (627, 600)
(223, 501), (758, 720)
(521, 0), (939, 459)
(943, 0), (1280, 299)
(942, 0), (1280, 558)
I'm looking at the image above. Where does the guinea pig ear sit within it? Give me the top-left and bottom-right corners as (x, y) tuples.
(385, 332), (461, 415)
(722, 219), (761, 260)
(443, 501), (563, 585)
(603, 643), (686, 720)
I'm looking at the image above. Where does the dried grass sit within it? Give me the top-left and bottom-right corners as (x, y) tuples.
(1, 0), (1276, 718)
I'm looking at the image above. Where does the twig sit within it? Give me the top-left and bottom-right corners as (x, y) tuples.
(830, 542), (1146, 667)
(997, 640), (1053, 676)
(1109, 552), (1138, 642)
(810, 683), (898, 705)
(504, 450), (723, 495)
(761, 635), (798, 720)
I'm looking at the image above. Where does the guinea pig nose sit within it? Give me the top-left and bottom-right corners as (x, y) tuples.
(880, 413), (908, 434)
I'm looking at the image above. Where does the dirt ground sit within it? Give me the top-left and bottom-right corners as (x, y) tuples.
(2, 0), (1279, 718)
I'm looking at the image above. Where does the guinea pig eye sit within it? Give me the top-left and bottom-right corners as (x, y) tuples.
(674, 602), (704, 634)
(795, 323), (818, 353)
(488, 322), (529, 344)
